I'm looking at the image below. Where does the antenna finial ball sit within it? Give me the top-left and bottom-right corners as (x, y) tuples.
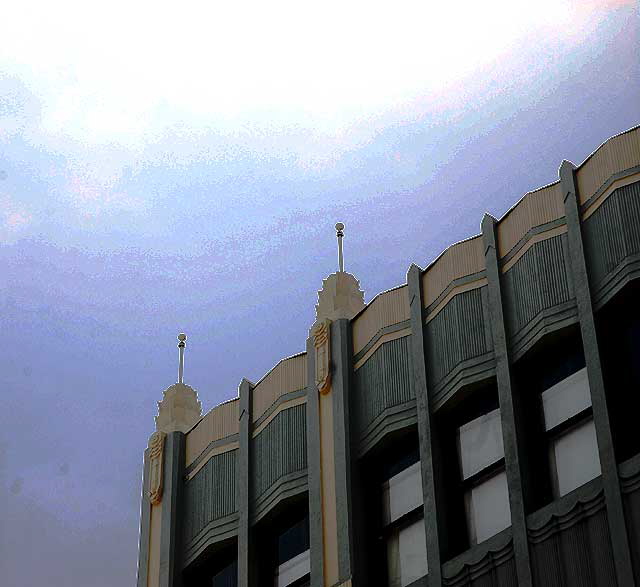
(335, 222), (344, 232)
(177, 333), (187, 342)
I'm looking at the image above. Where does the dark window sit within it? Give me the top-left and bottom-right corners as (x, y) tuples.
(212, 559), (237, 587)
(597, 280), (640, 463)
(277, 515), (310, 566)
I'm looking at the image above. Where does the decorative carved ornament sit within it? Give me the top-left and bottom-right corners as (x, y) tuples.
(147, 431), (166, 505)
(313, 318), (332, 395)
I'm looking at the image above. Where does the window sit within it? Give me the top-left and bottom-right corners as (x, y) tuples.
(541, 367), (601, 498)
(457, 408), (511, 545)
(381, 459), (428, 587)
(275, 515), (310, 587)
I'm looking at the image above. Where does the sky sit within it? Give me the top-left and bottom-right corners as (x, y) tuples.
(0, 1), (638, 585)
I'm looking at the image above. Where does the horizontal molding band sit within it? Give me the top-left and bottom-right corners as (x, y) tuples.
(425, 276), (488, 324)
(251, 470), (308, 525)
(592, 254), (640, 311)
(356, 400), (417, 458)
(442, 526), (514, 582)
(182, 513), (239, 569)
(500, 219), (567, 271)
(431, 352), (496, 410)
(252, 389), (306, 435)
(424, 270), (486, 315)
(508, 302), (579, 363)
(581, 166), (640, 219)
(526, 476), (603, 538)
(185, 434), (239, 479)
(353, 320), (411, 367)
(619, 452), (640, 493)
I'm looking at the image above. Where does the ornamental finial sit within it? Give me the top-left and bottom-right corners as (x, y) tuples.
(177, 333), (187, 384)
(335, 222), (345, 273)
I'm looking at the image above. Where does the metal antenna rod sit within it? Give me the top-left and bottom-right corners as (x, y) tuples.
(335, 222), (345, 272)
(177, 333), (187, 384)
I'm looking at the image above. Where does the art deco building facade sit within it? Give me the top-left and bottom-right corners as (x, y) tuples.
(137, 126), (640, 587)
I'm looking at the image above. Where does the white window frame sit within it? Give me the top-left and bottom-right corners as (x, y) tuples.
(541, 367), (601, 498)
(457, 408), (511, 546)
(381, 459), (428, 587)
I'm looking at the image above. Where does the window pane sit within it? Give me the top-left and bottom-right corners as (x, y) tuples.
(465, 470), (511, 544)
(552, 418), (601, 497)
(386, 519), (428, 587)
(398, 519), (428, 585)
(542, 367), (591, 431)
(276, 549), (310, 587)
(458, 409), (504, 480)
(382, 461), (423, 525)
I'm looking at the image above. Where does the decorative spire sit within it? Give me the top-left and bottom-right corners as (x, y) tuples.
(335, 222), (345, 272)
(177, 333), (187, 384)
(155, 332), (201, 433)
(313, 220), (364, 324)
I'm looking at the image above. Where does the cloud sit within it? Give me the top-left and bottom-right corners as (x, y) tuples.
(0, 194), (32, 241)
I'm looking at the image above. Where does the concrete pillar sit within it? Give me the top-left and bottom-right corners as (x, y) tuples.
(560, 160), (635, 587)
(159, 432), (186, 587)
(407, 263), (443, 587)
(238, 378), (253, 587)
(482, 214), (533, 587)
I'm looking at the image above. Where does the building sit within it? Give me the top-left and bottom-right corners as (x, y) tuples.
(136, 125), (640, 587)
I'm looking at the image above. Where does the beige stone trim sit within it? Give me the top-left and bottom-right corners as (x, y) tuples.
(252, 395), (308, 437)
(577, 127), (640, 204)
(353, 328), (411, 370)
(252, 353), (307, 423)
(185, 441), (240, 480)
(186, 398), (240, 467)
(147, 432), (165, 505)
(352, 285), (409, 356)
(497, 182), (564, 258)
(148, 502), (162, 587)
(581, 172), (640, 221)
(500, 224), (568, 273)
(425, 277), (488, 324)
(422, 236), (484, 309)
(314, 319), (332, 395)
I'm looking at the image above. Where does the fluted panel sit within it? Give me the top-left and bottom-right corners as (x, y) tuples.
(352, 285), (410, 355)
(353, 336), (414, 437)
(577, 126), (640, 204)
(425, 287), (489, 387)
(423, 236), (485, 308)
(528, 485), (616, 587)
(183, 449), (237, 545)
(186, 399), (240, 466)
(498, 182), (564, 258)
(502, 235), (572, 338)
(583, 182), (640, 291)
(252, 353), (307, 422)
(251, 404), (307, 500)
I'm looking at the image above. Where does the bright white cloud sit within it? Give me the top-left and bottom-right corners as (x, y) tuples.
(0, 0), (599, 147)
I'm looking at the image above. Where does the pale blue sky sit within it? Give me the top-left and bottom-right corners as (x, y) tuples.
(1, 1), (639, 584)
